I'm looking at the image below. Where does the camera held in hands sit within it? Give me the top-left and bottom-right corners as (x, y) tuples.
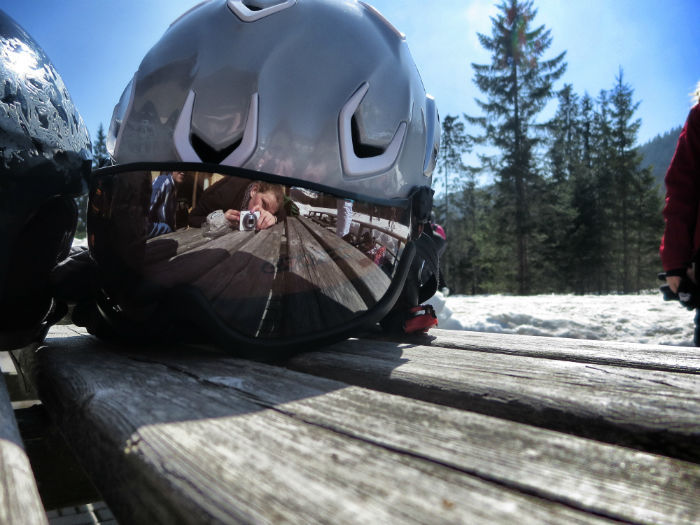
(239, 210), (261, 231)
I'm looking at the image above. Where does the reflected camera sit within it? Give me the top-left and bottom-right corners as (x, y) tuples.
(239, 210), (260, 231)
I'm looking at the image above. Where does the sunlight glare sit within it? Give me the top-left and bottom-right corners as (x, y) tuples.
(1, 38), (40, 79)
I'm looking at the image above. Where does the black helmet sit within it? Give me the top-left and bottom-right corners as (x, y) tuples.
(0, 9), (92, 349)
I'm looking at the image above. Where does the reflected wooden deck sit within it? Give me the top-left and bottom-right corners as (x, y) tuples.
(141, 217), (391, 337)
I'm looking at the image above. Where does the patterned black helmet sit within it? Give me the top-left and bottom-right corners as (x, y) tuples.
(0, 9), (92, 349)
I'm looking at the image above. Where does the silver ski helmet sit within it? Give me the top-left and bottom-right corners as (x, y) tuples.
(0, 9), (92, 349)
(90, 0), (439, 354)
(108, 0), (439, 194)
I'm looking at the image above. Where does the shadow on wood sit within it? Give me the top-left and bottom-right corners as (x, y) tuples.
(24, 330), (418, 524)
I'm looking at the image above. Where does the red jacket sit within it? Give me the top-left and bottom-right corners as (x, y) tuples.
(660, 104), (700, 273)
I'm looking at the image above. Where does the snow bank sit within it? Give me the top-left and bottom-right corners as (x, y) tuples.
(427, 290), (696, 347)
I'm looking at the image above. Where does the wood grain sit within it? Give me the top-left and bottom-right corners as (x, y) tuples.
(0, 378), (47, 525)
(298, 217), (391, 304)
(282, 218), (366, 333)
(155, 350), (700, 525)
(143, 228), (252, 288)
(31, 329), (645, 525)
(281, 337), (700, 462)
(381, 328), (700, 373)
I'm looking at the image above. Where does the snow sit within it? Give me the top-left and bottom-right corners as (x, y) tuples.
(428, 290), (697, 347)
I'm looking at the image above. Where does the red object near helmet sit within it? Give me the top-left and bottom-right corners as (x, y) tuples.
(403, 305), (438, 334)
(432, 223), (446, 240)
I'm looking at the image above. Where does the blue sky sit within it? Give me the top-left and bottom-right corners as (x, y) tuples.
(3, 0), (698, 149)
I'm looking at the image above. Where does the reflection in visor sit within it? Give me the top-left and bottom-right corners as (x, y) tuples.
(88, 170), (412, 340)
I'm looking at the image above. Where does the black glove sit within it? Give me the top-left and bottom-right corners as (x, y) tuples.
(657, 270), (700, 309)
(677, 276), (700, 310)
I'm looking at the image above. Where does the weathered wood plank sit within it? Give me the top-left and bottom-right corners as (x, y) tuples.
(210, 226), (283, 332)
(0, 377), (47, 525)
(144, 227), (207, 266)
(282, 218), (367, 333)
(14, 405), (102, 511)
(2, 351), (35, 403)
(280, 337), (700, 463)
(194, 228), (280, 300)
(143, 227), (253, 288)
(153, 350), (700, 525)
(380, 328), (700, 373)
(32, 328), (632, 525)
(145, 226), (285, 336)
(279, 218), (326, 334)
(298, 216), (391, 303)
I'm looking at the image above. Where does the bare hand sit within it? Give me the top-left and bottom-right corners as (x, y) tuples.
(224, 209), (240, 224)
(666, 276), (681, 293)
(251, 205), (277, 230)
(667, 267), (696, 293)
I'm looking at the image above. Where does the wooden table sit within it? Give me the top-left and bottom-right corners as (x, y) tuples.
(0, 366), (46, 524)
(14, 323), (700, 524)
(139, 218), (392, 338)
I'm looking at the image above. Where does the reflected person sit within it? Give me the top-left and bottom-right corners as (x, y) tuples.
(147, 171), (185, 238)
(336, 198), (353, 237)
(189, 177), (285, 230)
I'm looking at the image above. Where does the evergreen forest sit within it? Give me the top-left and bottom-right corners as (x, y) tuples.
(433, 0), (673, 296)
(640, 126), (683, 191)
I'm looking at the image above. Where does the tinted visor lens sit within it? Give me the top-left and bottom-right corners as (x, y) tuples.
(88, 168), (413, 342)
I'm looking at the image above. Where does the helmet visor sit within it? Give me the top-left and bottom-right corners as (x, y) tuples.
(88, 164), (415, 348)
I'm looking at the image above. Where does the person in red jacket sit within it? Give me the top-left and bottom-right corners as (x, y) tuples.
(660, 82), (700, 344)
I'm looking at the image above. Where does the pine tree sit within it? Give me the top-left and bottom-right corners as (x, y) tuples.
(631, 166), (664, 290)
(568, 92), (606, 293)
(609, 70), (644, 292)
(93, 123), (110, 168)
(606, 70), (664, 291)
(542, 84), (579, 290)
(467, 0), (566, 294)
(435, 115), (470, 285)
(591, 89), (617, 291)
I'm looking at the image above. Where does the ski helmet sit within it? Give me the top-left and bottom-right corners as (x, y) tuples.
(89, 0), (439, 354)
(0, 9), (92, 349)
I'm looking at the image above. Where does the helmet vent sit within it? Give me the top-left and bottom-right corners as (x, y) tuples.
(422, 95), (440, 177)
(227, 0), (296, 22)
(339, 83), (407, 178)
(174, 90), (259, 168)
(190, 133), (242, 164)
(243, 2), (263, 11)
(351, 116), (384, 159)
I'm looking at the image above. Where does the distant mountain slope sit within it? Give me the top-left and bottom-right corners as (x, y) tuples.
(639, 125), (682, 192)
